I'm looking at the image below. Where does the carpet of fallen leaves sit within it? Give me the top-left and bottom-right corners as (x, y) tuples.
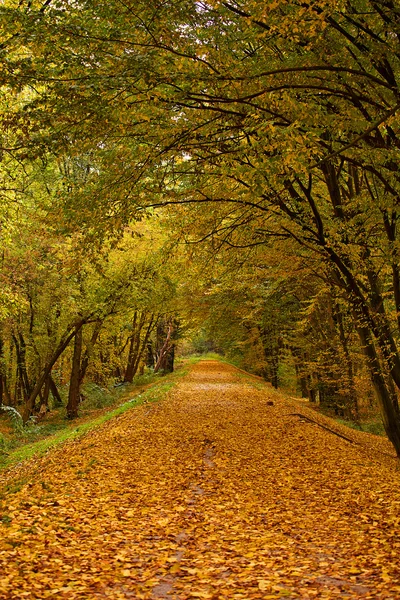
(1, 360), (400, 599)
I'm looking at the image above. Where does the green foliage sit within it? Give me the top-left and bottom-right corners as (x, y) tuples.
(335, 419), (386, 437)
(0, 433), (8, 453)
(0, 407), (24, 433)
(80, 383), (126, 410)
(131, 371), (162, 388)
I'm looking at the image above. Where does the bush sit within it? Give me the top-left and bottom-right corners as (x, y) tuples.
(0, 406), (24, 433)
(80, 383), (117, 409)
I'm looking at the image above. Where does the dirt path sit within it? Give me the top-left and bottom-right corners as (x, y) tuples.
(1, 360), (400, 599)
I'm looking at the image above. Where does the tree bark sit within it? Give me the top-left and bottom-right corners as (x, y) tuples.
(0, 338), (4, 408)
(66, 325), (83, 420)
(124, 312), (145, 383)
(124, 314), (156, 382)
(154, 320), (174, 373)
(79, 320), (102, 386)
(13, 333), (32, 403)
(356, 322), (400, 457)
(333, 302), (359, 421)
(49, 375), (63, 407)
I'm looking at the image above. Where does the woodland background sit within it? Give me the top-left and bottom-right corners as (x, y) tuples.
(1, 0), (400, 456)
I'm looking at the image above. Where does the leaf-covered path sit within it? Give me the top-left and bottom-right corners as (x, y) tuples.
(1, 361), (400, 599)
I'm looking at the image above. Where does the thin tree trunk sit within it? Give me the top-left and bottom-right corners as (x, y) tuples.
(154, 322), (173, 373)
(125, 314), (156, 382)
(334, 303), (359, 422)
(49, 376), (63, 407)
(0, 338), (4, 408)
(124, 312), (145, 383)
(41, 377), (51, 408)
(147, 341), (155, 368)
(13, 333), (32, 403)
(66, 326), (83, 420)
(79, 320), (102, 386)
(132, 315), (156, 377)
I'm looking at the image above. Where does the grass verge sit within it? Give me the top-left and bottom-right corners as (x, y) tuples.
(0, 363), (191, 473)
(231, 366), (388, 438)
(334, 417), (386, 436)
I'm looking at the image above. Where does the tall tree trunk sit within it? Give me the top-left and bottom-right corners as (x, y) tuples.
(13, 333), (32, 403)
(0, 341), (3, 409)
(300, 177), (400, 427)
(133, 315), (156, 377)
(124, 335), (138, 383)
(154, 320), (174, 374)
(164, 343), (175, 374)
(147, 341), (155, 368)
(79, 320), (102, 386)
(124, 312), (142, 383)
(321, 244), (400, 454)
(41, 377), (51, 409)
(333, 303), (359, 422)
(356, 323), (400, 457)
(0, 337), (6, 408)
(291, 347), (310, 398)
(381, 209), (400, 332)
(124, 314), (156, 382)
(66, 325), (83, 420)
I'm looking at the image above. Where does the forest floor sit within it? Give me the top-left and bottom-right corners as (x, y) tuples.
(0, 360), (400, 599)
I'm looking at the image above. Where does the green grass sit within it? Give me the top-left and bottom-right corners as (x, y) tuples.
(335, 417), (386, 437)
(198, 352), (225, 361)
(196, 352), (245, 368)
(223, 364), (388, 439)
(0, 366), (187, 472)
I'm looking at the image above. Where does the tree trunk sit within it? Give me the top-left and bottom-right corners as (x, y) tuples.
(125, 314), (156, 382)
(49, 376), (63, 407)
(41, 377), (51, 408)
(333, 303), (359, 422)
(79, 320), (102, 386)
(124, 335), (137, 383)
(147, 341), (155, 368)
(154, 321), (174, 373)
(13, 333), (32, 403)
(0, 338), (4, 408)
(324, 251), (400, 455)
(291, 347), (309, 398)
(124, 312), (144, 383)
(356, 323), (400, 457)
(66, 325), (83, 420)
(22, 317), (88, 423)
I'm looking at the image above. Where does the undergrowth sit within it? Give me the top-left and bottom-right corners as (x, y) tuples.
(334, 418), (386, 437)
